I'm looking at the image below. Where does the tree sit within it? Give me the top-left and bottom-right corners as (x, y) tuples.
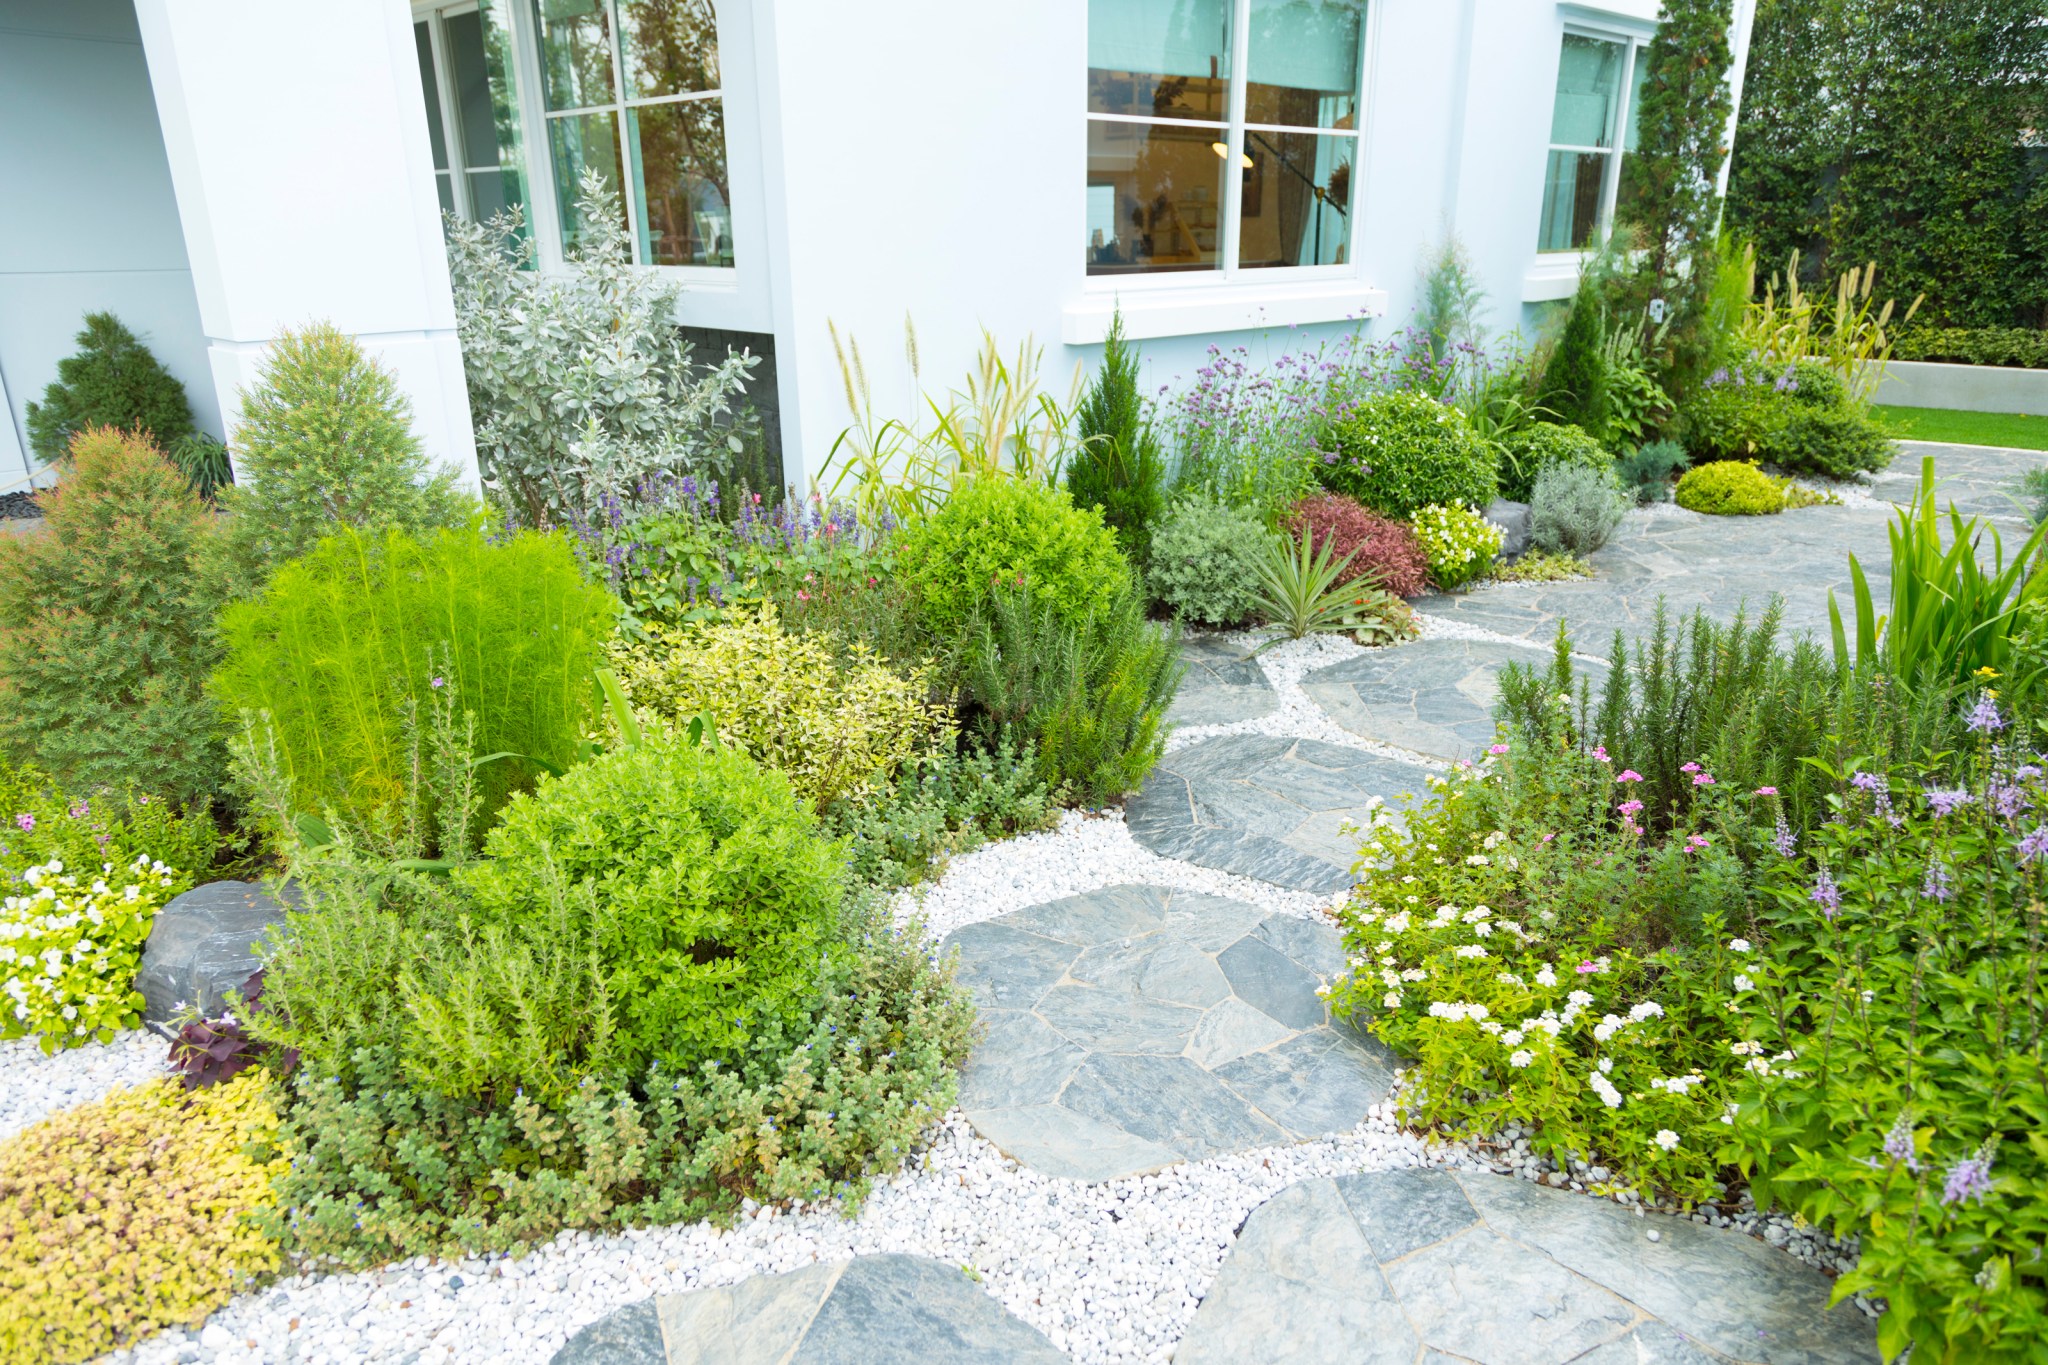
(24, 313), (195, 465)
(1066, 309), (1165, 559)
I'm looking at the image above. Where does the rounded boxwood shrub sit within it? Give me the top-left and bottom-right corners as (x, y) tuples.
(896, 479), (1130, 633)
(1500, 422), (1615, 502)
(1674, 460), (1789, 515)
(453, 739), (844, 1087)
(0, 1073), (283, 1363)
(1145, 496), (1269, 626)
(1322, 390), (1497, 519)
(1285, 492), (1431, 597)
(1409, 502), (1504, 590)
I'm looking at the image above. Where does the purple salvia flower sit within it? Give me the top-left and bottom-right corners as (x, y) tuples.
(1881, 1113), (1920, 1171)
(2016, 825), (2048, 864)
(1925, 787), (1974, 818)
(1850, 770), (1886, 793)
(1773, 813), (1798, 859)
(1965, 692), (2006, 734)
(1941, 1151), (1995, 1207)
(1920, 859), (1954, 902)
(1810, 868), (1842, 919)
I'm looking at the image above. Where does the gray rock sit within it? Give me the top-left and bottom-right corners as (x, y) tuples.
(1168, 635), (1279, 727)
(1302, 636), (1586, 761)
(1486, 499), (1532, 558)
(136, 880), (299, 1022)
(554, 1298), (665, 1365)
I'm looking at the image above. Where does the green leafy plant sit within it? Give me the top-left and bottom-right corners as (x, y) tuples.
(1286, 492), (1431, 598)
(1500, 422), (1616, 503)
(824, 742), (1055, 891)
(169, 433), (233, 501)
(1830, 455), (2048, 692)
(0, 428), (224, 804)
(1145, 495), (1270, 626)
(1323, 390), (1497, 519)
(1249, 529), (1364, 639)
(1490, 550), (1596, 583)
(210, 322), (466, 592)
(607, 604), (950, 811)
(1410, 502), (1504, 590)
(211, 521), (615, 834)
(895, 478), (1130, 635)
(1895, 326), (2048, 370)
(24, 313), (195, 466)
(1068, 310), (1166, 558)
(1541, 276), (1610, 436)
(1617, 439), (1691, 504)
(0, 762), (218, 890)
(0, 1072), (284, 1363)
(1529, 463), (1627, 557)
(1674, 460), (1791, 515)
(959, 583), (1180, 803)
(446, 171), (759, 529)
(1, 854), (179, 1050)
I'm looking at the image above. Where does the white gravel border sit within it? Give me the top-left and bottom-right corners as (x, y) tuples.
(0, 1028), (169, 1142)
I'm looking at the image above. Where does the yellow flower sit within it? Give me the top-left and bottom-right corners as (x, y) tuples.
(1974, 666), (2001, 681)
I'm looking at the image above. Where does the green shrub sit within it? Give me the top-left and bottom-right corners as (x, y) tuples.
(825, 742), (1055, 891)
(1775, 404), (1895, 479)
(1068, 311), (1166, 559)
(211, 521), (614, 837)
(1679, 360), (1893, 479)
(211, 322), (466, 591)
(1616, 439), (1690, 504)
(960, 583), (1180, 804)
(1500, 422), (1615, 502)
(0, 429), (224, 804)
(1409, 502), (1503, 590)
(1541, 279), (1609, 434)
(896, 479), (1130, 635)
(1323, 391), (1497, 519)
(24, 313), (195, 466)
(1674, 460), (1789, 515)
(609, 605), (950, 811)
(1894, 325), (2048, 370)
(1529, 463), (1627, 556)
(1, 855), (178, 1050)
(0, 1073), (284, 1362)
(1145, 496), (1269, 626)
(169, 433), (233, 501)
(0, 762), (218, 890)
(1733, 740), (2048, 1363)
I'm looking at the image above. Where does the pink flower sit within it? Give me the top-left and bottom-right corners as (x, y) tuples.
(1488, 744), (1509, 756)
(797, 589), (811, 601)
(1592, 745), (1610, 763)
(1681, 762), (1701, 774)
(1692, 773), (1716, 786)
(1617, 800), (1644, 816)
(1754, 786), (1778, 796)
(13, 813), (32, 832)
(1682, 833), (1710, 855)
(1541, 832), (1555, 843)
(1576, 961), (1598, 974)
(1617, 770), (1643, 784)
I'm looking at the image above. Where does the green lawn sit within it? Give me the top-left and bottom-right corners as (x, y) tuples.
(1875, 404), (2048, 452)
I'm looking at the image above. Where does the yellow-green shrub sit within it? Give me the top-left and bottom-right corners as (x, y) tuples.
(1674, 460), (1789, 515)
(0, 1073), (284, 1363)
(610, 604), (950, 810)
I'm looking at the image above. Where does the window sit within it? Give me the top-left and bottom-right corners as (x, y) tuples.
(1085, 0), (1366, 278)
(530, 0), (732, 268)
(414, 4), (530, 230)
(1535, 31), (1648, 254)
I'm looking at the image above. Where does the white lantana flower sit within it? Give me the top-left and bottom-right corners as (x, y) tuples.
(1652, 1130), (1680, 1151)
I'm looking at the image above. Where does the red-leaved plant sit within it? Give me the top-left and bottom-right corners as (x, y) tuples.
(1287, 493), (1432, 597)
(158, 968), (297, 1090)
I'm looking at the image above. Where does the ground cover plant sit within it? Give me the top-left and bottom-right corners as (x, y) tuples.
(1675, 460), (1796, 515)
(0, 1072), (285, 1363)
(1, 854), (180, 1050)
(1285, 493), (1431, 598)
(24, 313), (195, 466)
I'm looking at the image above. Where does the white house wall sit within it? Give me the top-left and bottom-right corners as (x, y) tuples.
(0, 0), (215, 485)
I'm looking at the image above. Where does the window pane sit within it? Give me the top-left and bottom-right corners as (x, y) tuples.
(533, 0), (617, 111)
(1239, 130), (1353, 268)
(467, 169), (518, 220)
(1245, 0), (1364, 130)
(416, 22), (450, 172)
(628, 98), (732, 266)
(1537, 148), (1609, 252)
(1549, 33), (1624, 149)
(549, 110), (627, 248)
(435, 172), (457, 218)
(617, 0), (719, 101)
(1622, 45), (1649, 153)
(1088, 0), (1231, 123)
(1085, 119), (1227, 274)
(447, 11), (502, 172)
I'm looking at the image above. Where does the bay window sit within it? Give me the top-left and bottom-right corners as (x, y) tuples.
(1085, 0), (1367, 278)
(1535, 30), (1649, 254)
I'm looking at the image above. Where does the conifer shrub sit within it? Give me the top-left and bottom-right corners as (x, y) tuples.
(1541, 279), (1609, 436)
(1285, 493), (1431, 598)
(1067, 311), (1167, 558)
(211, 322), (466, 591)
(24, 314), (195, 466)
(1322, 391), (1497, 519)
(211, 521), (614, 832)
(0, 429), (223, 803)
(1145, 496), (1270, 626)
(1617, 439), (1691, 504)
(896, 479), (1130, 635)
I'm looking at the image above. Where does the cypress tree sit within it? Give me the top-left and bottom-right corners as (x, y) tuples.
(25, 313), (196, 464)
(1067, 310), (1165, 560)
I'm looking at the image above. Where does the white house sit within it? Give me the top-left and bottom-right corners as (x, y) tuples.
(0, 0), (1755, 499)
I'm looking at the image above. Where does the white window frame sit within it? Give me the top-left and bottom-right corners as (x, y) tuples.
(413, 2), (483, 222)
(1536, 24), (1648, 258)
(1081, 0), (1376, 295)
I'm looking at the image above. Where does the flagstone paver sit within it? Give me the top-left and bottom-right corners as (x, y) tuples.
(940, 885), (1394, 1182)
(1301, 637), (1599, 761)
(1176, 1169), (1879, 1365)
(1124, 735), (1431, 892)
(1167, 634), (1278, 727)
(552, 1255), (1064, 1363)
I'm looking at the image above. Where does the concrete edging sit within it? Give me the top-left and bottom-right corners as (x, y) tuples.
(1876, 359), (2048, 416)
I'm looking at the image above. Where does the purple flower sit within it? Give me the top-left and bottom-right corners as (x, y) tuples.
(2016, 825), (2048, 864)
(1881, 1113), (1920, 1171)
(1925, 787), (1974, 818)
(13, 813), (31, 833)
(1810, 868), (1842, 919)
(1681, 762), (1702, 774)
(1920, 859), (1954, 902)
(1617, 770), (1644, 784)
(1773, 813), (1798, 858)
(1965, 692), (2007, 734)
(67, 800), (90, 819)
(1941, 1151), (1996, 1207)
(1693, 772), (1716, 787)
(1754, 786), (1778, 796)
(430, 676), (445, 690)
(1850, 771), (1886, 793)
(1487, 744), (1509, 756)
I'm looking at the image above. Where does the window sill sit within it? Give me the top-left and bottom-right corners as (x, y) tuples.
(1062, 279), (1388, 345)
(1558, 0), (1660, 28)
(1522, 253), (1587, 303)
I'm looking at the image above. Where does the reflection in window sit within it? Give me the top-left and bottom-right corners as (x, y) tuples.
(1085, 0), (1365, 276)
(1536, 32), (1646, 254)
(533, 0), (733, 267)
(416, 5), (529, 235)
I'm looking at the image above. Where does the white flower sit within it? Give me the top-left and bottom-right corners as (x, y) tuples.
(1534, 965), (1558, 987)
(1383, 991), (1402, 1009)
(1381, 970), (1402, 988)
(1508, 1049), (1534, 1068)
(1728, 938), (1752, 953)
(1501, 1029), (1524, 1046)
(1473, 922), (1493, 937)
(1461, 905), (1491, 922)
(1733, 974), (1754, 992)
(1400, 968), (1427, 982)
(1597, 1056), (1614, 1074)
(1465, 854), (1491, 867)
(1628, 1001), (1664, 1022)
(1433, 905), (1459, 924)
(1567, 989), (1594, 1008)
(1589, 1073), (1623, 1108)
(1652, 1129), (1680, 1151)
(1454, 944), (1488, 959)
(1480, 1020), (1503, 1035)
(1384, 912), (1411, 933)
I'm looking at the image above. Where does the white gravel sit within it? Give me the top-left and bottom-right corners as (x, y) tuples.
(0, 1027), (169, 1141)
(109, 1107), (1457, 1365)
